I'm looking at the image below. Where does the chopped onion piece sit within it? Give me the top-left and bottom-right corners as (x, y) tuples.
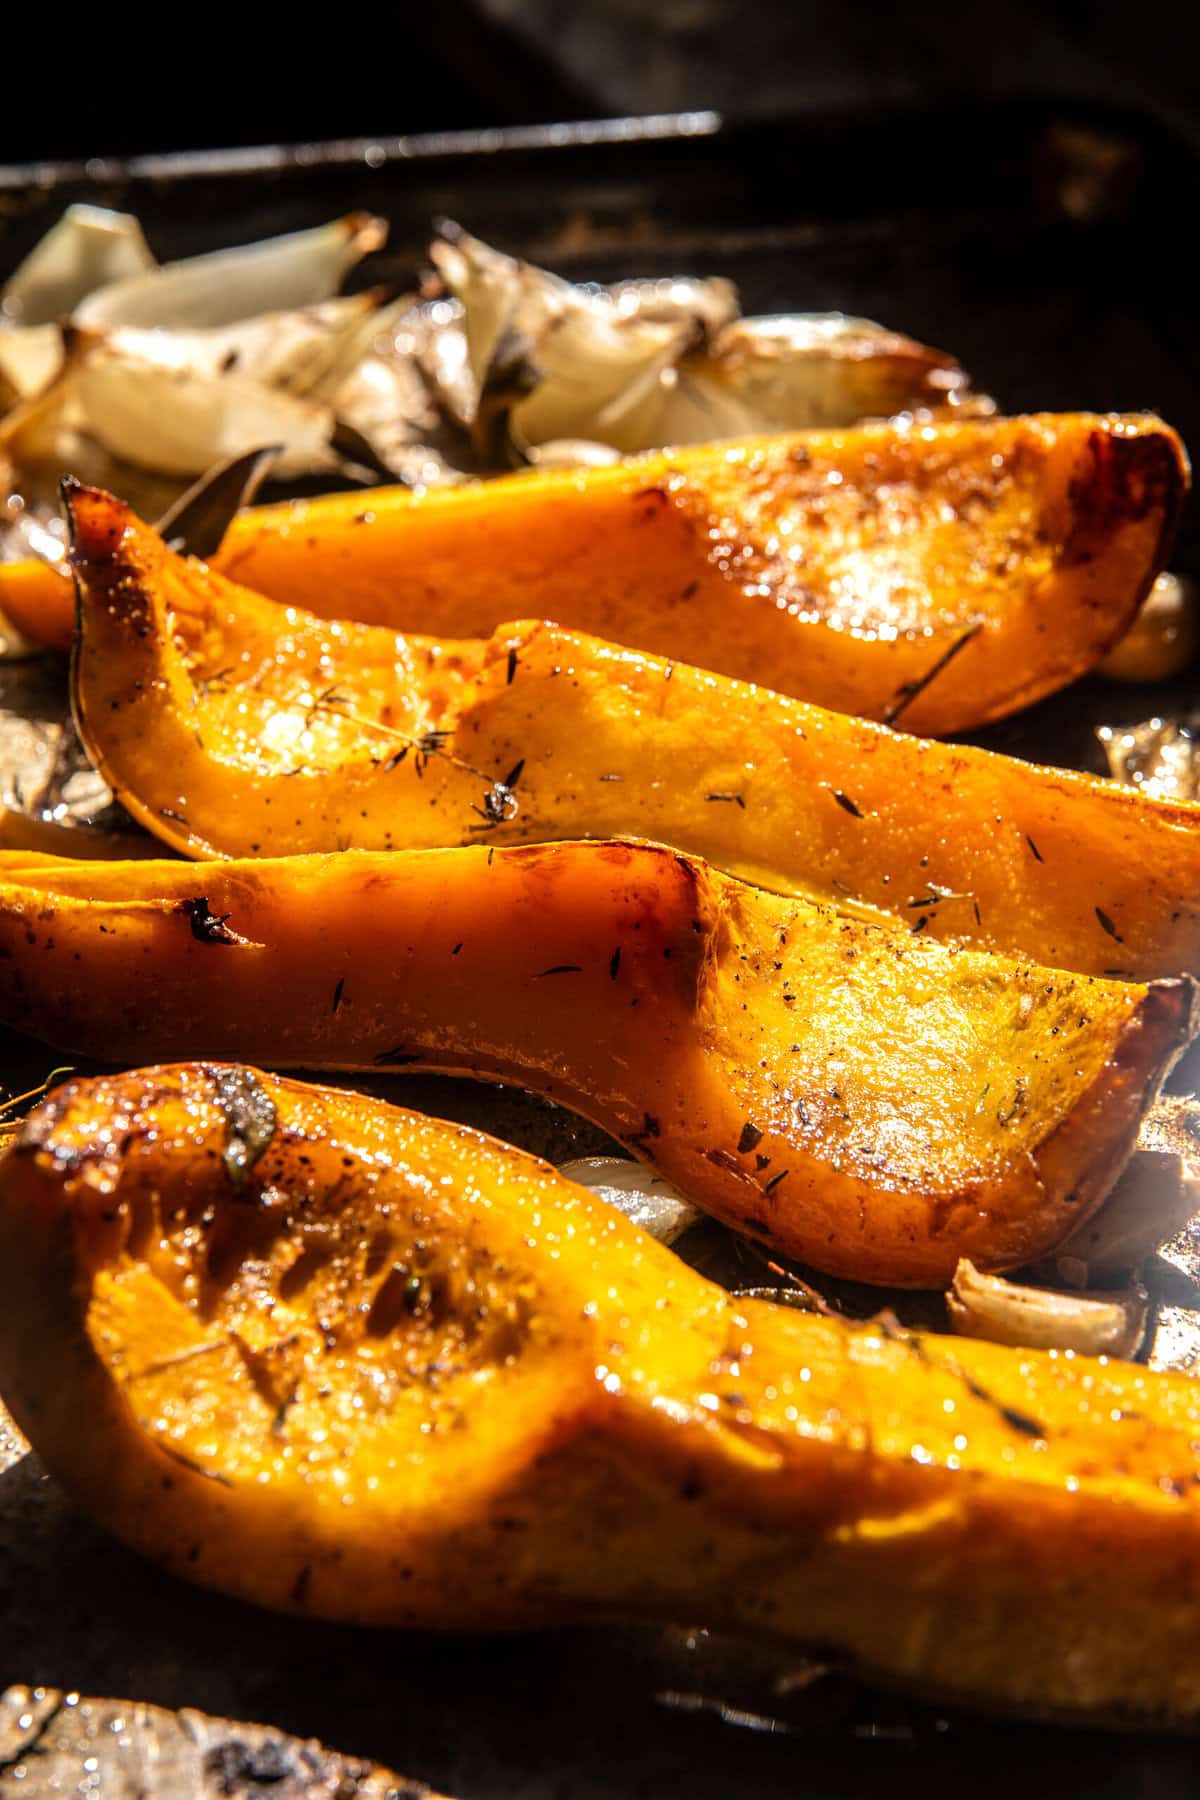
(72, 292), (413, 483)
(431, 226), (702, 450)
(0, 205), (154, 327)
(322, 297), (470, 486)
(430, 225), (983, 460)
(558, 1156), (700, 1243)
(605, 274), (739, 336)
(606, 312), (981, 449)
(76, 345), (335, 479)
(99, 292), (382, 393)
(646, 312), (982, 442)
(1, 213), (988, 510)
(947, 1258), (1148, 1358)
(75, 213), (385, 331)
(0, 324), (68, 404)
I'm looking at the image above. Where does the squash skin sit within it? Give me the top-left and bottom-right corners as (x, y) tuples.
(2, 414), (1187, 732)
(0, 840), (1190, 1286)
(5, 1063), (1200, 1724)
(70, 483), (1200, 980)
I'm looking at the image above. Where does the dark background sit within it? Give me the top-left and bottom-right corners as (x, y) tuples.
(3, 0), (1199, 164)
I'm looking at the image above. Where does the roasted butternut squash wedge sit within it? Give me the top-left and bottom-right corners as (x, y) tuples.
(0, 841), (1190, 1286)
(69, 483), (1200, 980)
(5, 1063), (1200, 1724)
(2, 414), (1186, 732)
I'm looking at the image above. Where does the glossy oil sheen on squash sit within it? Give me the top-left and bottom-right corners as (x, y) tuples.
(0, 841), (1190, 1285)
(4, 1064), (1200, 1724)
(3, 413), (1186, 732)
(68, 483), (1200, 981)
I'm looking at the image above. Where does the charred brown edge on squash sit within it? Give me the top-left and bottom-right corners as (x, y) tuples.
(1024, 973), (1198, 1255)
(1062, 425), (1189, 613)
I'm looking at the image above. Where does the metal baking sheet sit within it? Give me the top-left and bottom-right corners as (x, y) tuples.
(2, 99), (1199, 1797)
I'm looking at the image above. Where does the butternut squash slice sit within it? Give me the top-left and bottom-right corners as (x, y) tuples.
(69, 483), (1200, 980)
(3, 413), (1187, 733)
(5, 1062), (1200, 1724)
(0, 840), (1190, 1286)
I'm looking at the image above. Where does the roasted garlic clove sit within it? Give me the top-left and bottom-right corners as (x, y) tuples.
(947, 1258), (1149, 1358)
(558, 1155), (700, 1243)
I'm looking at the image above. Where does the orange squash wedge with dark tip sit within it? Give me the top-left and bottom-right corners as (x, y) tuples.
(6, 1063), (1200, 1723)
(67, 482), (1200, 980)
(0, 839), (1191, 1287)
(2, 413), (1187, 733)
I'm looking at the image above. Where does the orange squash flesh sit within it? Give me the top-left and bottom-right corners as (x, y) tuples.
(0, 555), (66, 645)
(69, 483), (1200, 980)
(0, 840), (1190, 1287)
(4, 1063), (1200, 1724)
(3, 413), (1187, 732)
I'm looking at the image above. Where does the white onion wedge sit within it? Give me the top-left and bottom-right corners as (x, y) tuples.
(71, 292), (394, 477)
(430, 224), (982, 459)
(406, 297), (474, 428)
(0, 335), (87, 472)
(100, 292), (383, 395)
(329, 300), (467, 487)
(75, 213), (385, 331)
(431, 226), (699, 450)
(2, 213), (987, 502)
(2, 219), (403, 489)
(606, 273), (739, 334)
(644, 313), (982, 443)
(0, 324), (69, 405)
(0, 205), (154, 327)
(75, 345), (335, 478)
(558, 1156), (700, 1244)
(41, 290), (407, 485)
